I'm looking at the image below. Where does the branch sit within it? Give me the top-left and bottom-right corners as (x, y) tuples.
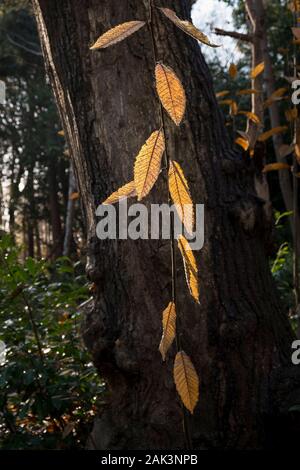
(6, 34), (42, 56)
(214, 28), (253, 43)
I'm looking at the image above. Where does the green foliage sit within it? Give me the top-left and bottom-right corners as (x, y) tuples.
(0, 236), (104, 449)
(270, 211), (294, 315)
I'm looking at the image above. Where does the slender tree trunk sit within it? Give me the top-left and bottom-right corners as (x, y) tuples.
(33, 0), (299, 449)
(245, 0), (272, 221)
(262, 14), (299, 241)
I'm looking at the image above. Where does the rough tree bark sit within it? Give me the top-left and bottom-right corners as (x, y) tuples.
(32, 0), (300, 449)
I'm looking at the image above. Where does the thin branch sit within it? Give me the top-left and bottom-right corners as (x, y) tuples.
(214, 27), (253, 43)
(6, 34), (42, 56)
(148, 0), (193, 451)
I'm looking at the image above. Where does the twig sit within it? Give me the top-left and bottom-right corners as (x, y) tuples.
(148, 0), (192, 451)
(214, 28), (253, 43)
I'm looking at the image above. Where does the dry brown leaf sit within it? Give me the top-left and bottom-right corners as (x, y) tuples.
(229, 63), (238, 79)
(69, 192), (80, 200)
(155, 63), (186, 126)
(174, 351), (199, 414)
(134, 130), (165, 200)
(230, 101), (238, 116)
(250, 62), (265, 79)
(264, 88), (288, 108)
(178, 235), (199, 303)
(215, 90), (230, 98)
(159, 302), (176, 361)
(285, 107), (298, 122)
(235, 136), (249, 151)
(258, 126), (288, 142)
(159, 7), (220, 47)
(237, 110), (260, 124)
(102, 181), (137, 205)
(169, 161), (194, 235)
(236, 88), (260, 95)
(219, 99), (234, 106)
(262, 162), (291, 173)
(90, 21), (145, 49)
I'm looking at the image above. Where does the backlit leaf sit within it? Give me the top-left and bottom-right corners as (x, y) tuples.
(102, 181), (137, 205)
(236, 89), (260, 95)
(215, 90), (230, 98)
(229, 63), (237, 79)
(258, 126), (288, 142)
(134, 130), (165, 200)
(230, 101), (238, 116)
(169, 161), (194, 235)
(235, 136), (249, 151)
(90, 20), (145, 49)
(219, 99), (234, 106)
(285, 107), (298, 122)
(174, 351), (199, 414)
(279, 144), (294, 158)
(250, 62), (264, 79)
(69, 192), (80, 200)
(237, 110), (260, 124)
(159, 7), (220, 47)
(178, 235), (199, 303)
(159, 302), (176, 361)
(264, 88), (287, 107)
(155, 63), (186, 126)
(262, 162), (290, 173)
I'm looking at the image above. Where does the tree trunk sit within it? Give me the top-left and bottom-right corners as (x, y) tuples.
(261, 11), (299, 242)
(33, 0), (299, 449)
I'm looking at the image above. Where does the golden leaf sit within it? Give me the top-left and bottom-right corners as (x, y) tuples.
(174, 351), (199, 414)
(285, 107), (298, 122)
(178, 235), (199, 303)
(69, 192), (80, 200)
(262, 163), (291, 173)
(258, 126), (288, 142)
(90, 20), (145, 50)
(229, 63), (238, 79)
(215, 90), (230, 98)
(236, 88), (260, 95)
(102, 181), (137, 205)
(159, 302), (176, 361)
(235, 136), (249, 151)
(169, 161), (194, 235)
(219, 99), (234, 106)
(230, 101), (238, 116)
(264, 88), (287, 108)
(250, 62), (265, 79)
(155, 63), (186, 126)
(159, 7), (220, 47)
(57, 130), (64, 137)
(237, 110), (260, 124)
(134, 130), (165, 200)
